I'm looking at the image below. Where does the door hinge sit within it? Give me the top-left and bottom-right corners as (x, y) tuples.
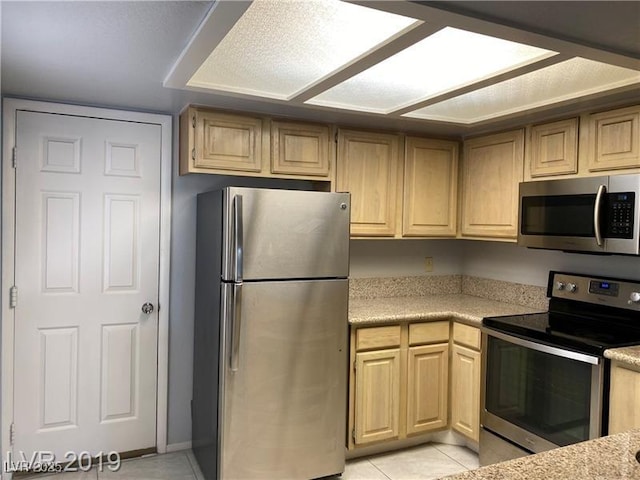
(353, 360), (357, 372)
(191, 148), (196, 161)
(334, 131), (338, 143)
(9, 286), (18, 308)
(192, 115), (196, 129)
(351, 428), (356, 442)
(12, 147), (17, 169)
(9, 423), (15, 446)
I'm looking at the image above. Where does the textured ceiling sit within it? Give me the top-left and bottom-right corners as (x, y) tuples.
(2, 1), (639, 137)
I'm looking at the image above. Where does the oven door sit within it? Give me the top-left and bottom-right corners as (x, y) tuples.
(481, 330), (605, 457)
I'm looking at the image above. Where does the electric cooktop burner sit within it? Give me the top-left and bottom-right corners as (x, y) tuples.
(483, 271), (640, 357)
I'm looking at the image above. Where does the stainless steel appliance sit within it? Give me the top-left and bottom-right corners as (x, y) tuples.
(480, 271), (640, 466)
(192, 187), (350, 480)
(518, 173), (640, 255)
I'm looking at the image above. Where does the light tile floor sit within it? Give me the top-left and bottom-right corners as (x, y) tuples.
(21, 443), (478, 480)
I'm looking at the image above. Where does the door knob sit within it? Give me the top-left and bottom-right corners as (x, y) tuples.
(141, 303), (154, 314)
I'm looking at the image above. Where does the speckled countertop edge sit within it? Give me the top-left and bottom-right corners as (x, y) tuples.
(349, 294), (543, 328)
(443, 428), (640, 480)
(605, 346), (640, 369)
(350, 294), (640, 369)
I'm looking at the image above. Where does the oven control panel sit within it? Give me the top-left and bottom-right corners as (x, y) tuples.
(550, 272), (640, 311)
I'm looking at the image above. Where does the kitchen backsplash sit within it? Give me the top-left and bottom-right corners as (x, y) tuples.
(350, 274), (549, 311)
(461, 275), (548, 311)
(349, 275), (461, 299)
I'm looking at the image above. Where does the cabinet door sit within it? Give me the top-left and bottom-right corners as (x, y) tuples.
(588, 105), (640, 172)
(194, 110), (263, 172)
(406, 344), (449, 434)
(528, 118), (578, 179)
(354, 349), (400, 445)
(461, 130), (524, 239)
(403, 137), (458, 237)
(337, 130), (400, 236)
(451, 343), (481, 442)
(271, 120), (330, 177)
(608, 361), (640, 434)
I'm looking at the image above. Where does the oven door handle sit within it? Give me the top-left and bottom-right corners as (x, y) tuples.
(483, 328), (601, 365)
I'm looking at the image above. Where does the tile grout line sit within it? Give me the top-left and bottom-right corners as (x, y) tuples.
(432, 444), (475, 471)
(367, 459), (394, 480)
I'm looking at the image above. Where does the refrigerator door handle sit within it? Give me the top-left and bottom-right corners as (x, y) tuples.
(234, 194), (244, 282)
(230, 283), (243, 372)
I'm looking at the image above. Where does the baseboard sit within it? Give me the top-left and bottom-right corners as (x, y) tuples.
(166, 441), (192, 453)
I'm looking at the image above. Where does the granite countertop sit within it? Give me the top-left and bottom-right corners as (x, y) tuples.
(605, 346), (640, 369)
(349, 294), (543, 327)
(443, 429), (640, 480)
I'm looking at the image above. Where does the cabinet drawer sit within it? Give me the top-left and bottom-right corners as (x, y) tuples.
(356, 325), (401, 351)
(409, 321), (449, 345)
(453, 323), (480, 350)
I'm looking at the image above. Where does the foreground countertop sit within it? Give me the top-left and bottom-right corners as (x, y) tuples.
(349, 294), (542, 327)
(443, 429), (640, 480)
(605, 346), (640, 369)
(349, 294), (640, 370)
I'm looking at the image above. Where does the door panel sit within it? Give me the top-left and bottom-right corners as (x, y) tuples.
(222, 187), (350, 281)
(14, 110), (161, 458)
(407, 344), (449, 434)
(354, 349), (400, 444)
(220, 279), (348, 479)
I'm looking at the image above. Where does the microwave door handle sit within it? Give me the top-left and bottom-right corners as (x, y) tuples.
(594, 184), (606, 247)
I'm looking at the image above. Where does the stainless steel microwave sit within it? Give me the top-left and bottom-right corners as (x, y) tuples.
(518, 174), (640, 255)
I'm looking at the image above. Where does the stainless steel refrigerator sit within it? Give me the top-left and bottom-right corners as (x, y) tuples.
(192, 187), (350, 480)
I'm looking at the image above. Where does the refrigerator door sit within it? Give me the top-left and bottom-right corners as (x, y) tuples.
(222, 187), (350, 281)
(219, 279), (348, 480)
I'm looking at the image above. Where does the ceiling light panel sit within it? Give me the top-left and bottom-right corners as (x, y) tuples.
(306, 27), (555, 113)
(187, 0), (418, 99)
(404, 58), (640, 124)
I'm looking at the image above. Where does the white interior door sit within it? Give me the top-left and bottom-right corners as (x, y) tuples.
(13, 110), (161, 458)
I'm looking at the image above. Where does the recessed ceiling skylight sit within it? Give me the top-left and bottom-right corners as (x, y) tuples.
(165, 0), (640, 127)
(404, 57), (640, 124)
(306, 27), (556, 113)
(187, 0), (418, 99)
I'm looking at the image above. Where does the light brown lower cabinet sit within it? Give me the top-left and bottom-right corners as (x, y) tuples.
(406, 343), (449, 434)
(349, 322), (449, 449)
(608, 361), (640, 434)
(450, 344), (481, 441)
(450, 322), (482, 442)
(354, 349), (401, 444)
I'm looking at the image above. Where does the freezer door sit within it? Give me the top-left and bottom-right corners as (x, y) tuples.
(222, 187), (350, 281)
(219, 279), (348, 480)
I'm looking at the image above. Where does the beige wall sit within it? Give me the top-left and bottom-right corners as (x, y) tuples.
(350, 239), (640, 287)
(349, 239), (464, 278)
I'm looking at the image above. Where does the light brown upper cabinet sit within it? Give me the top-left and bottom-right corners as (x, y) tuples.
(270, 120), (330, 177)
(337, 130), (458, 238)
(403, 137), (458, 237)
(461, 129), (524, 240)
(586, 105), (640, 173)
(180, 106), (334, 183)
(182, 108), (264, 174)
(337, 129), (401, 237)
(526, 118), (578, 180)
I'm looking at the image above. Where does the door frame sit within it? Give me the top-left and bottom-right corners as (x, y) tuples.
(1, 98), (172, 470)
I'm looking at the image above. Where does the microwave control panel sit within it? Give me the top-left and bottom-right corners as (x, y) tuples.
(606, 192), (635, 238)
